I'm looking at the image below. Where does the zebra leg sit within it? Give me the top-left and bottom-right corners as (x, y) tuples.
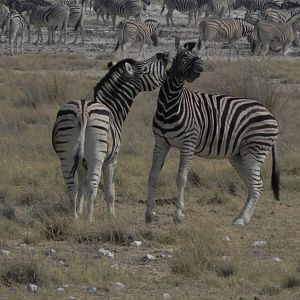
(166, 9), (173, 27)
(111, 14), (116, 31)
(145, 141), (170, 223)
(187, 11), (192, 27)
(16, 35), (18, 55)
(282, 43), (291, 57)
(174, 147), (194, 224)
(230, 154), (265, 226)
(103, 156), (118, 217)
(20, 30), (24, 54)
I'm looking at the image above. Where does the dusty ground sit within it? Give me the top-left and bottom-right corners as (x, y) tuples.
(0, 3), (300, 300)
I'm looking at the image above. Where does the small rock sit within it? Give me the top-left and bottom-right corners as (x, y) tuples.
(62, 284), (69, 288)
(223, 236), (232, 242)
(220, 256), (231, 262)
(163, 293), (171, 299)
(69, 297), (76, 300)
(271, 256), (283, 263)
(131, 241), (142, 247)
(96, 248), (114, 259)
(45, 248), (56, 256)
(57, 287), (65, 292)
(141, 254), (156, 262)
(252, 240), (267, 247)
(115, 282), (126, 289)
(160, 254), (172, 259)
(25, 284), (38, 293)
(0, 250), (10, 256)
(111, 263), (119, 270)
(87, 287), (97, 294)
(19, 243), (27, 247)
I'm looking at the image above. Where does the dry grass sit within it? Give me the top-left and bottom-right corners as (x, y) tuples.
(0, 54), (299, 299)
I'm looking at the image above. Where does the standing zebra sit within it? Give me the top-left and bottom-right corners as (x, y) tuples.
(6, 9), (26, 55)
(145, 38), (279, 226)
(197, 18), (255, 59)
(109, 0), (150, 30)
(206, 0), (233, 18)
(52, 52), (169, 222)
(68, 4), (84, 43)
(0, 4), (10, 42)
(252, 13), (300, 56)
(233, 0), (281, 12)
(93, 0), (111, 24)
(161, 0), (198, 27)
(28, 4), (69, 44)
(114, 18), (160, 58)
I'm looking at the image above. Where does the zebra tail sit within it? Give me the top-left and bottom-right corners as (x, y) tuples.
(251, 22), (260, 54)
(74, 7), (83, 32)
(114, 40), (120, 51)
(69, 109), (88, 178)
(160, 0), (165, 14)
(271, 143), (280, 201)
(197, 20), (205, 50)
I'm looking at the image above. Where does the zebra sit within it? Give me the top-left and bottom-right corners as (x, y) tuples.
(109, 0), (151, 31)
(252, 13), (300, 56)
(160, 0), (199, 27)
(68, 4), (84, 43)
(93, 0), (111, 24)
(197, 18), (255, 59)
(292, 16), (300, 46)
(0, 4), (10, 42)
(261, 8), (293, 23)
(145, 38), (280, 226)
(206, 0), (233, 18)
(52, 52), (169, 222)
(6, 9), (26, 55)
(232, 0), (281, 13)
(114, 18), (160, 58)
(28, 4), (69, 44)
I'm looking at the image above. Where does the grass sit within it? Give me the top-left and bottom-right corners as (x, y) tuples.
(0, 54), (299, 299)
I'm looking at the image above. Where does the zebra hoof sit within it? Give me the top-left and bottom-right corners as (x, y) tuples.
(173, 210), (184, 224)
(232, 217), (248, 227)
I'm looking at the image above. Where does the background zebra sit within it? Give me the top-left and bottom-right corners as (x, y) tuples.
(52, 52), (169, 222)
(145, 38), (279, 226)
(206, 0), (233, 18)
(198, 18), (254, 59)
(0, 3), (9, 42)
(114, 18), (160, 58)
(28, 3), (69, 44)
(252, 13), (300, 56)
(93, 0), (111, 24)
(161, 0), (198, 27)
(68, 4), (84, 44)
(6, 9), (25, 55)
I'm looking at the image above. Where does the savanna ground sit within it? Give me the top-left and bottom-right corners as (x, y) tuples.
(0, 3), (300, 299)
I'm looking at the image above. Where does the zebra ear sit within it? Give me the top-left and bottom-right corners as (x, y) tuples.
(183, 42), (196, 51)
(175, 37), (182, 51)
(107, 61), (116, 69)
(124, 62), (134, 76)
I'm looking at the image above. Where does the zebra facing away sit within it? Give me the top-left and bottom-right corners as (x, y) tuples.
(197, 18), (255, 59)
(114, 18), (160, 59)
(52, 53), (169, 222)
(145, 38), (279, 226)
(161, 0), (198, 27)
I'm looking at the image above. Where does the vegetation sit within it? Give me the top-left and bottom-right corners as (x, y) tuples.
(0, 54), (299, 299)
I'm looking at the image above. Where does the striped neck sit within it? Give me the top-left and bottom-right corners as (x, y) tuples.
(94, 77), (140, 130)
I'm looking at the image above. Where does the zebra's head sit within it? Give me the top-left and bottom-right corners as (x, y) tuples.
(170, 37), (203, 83)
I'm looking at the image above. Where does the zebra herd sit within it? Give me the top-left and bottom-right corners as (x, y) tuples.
(52, 38), (280, 226)
(0, 0), (300, 56)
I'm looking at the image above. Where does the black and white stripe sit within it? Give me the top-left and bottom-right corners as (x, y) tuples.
(68, 4), (84, 43)
(52, 53), (169, 222)
(161, 0), (199, 27)
(198, 18), (254, 58)
(145, 39), (279, 226)
(114, 18), (160, 58)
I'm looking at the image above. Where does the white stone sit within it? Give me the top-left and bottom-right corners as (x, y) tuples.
(111, 263), (119, 269)
(142, 254), (156, 262)
(131, 241), (142, 247)
(62, 284), (69, 288)
(252, 240), (267, 247)
(25, 284), (38, 293)
(87, 287), (97, 293)
(163, 293), (171, 299)
(0, 250), (10, 256)
(220, 256), (231, 262)
(96, 248), (114, 258)
(160, 254), (172, 259)
(271, 256), (283, 263)
(115, 282), (126, 289)
(223, 236), (232, 242)
(57, 287), (65, 292)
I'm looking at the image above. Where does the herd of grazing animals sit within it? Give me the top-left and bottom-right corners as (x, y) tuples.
(2, 0), (300, 225)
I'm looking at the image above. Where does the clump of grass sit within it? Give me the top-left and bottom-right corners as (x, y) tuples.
(138, 228), (176, 245)
(0, 254), (47, 285)
(282, 274), (300, 289)
(169, 218), (231, 277)
(15, 71), (94, 108)
(215, 261), (237, 277)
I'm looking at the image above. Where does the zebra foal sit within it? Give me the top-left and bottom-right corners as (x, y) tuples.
(52, 53), (169, 222)
(145, 38), (279, 226)
(114, 18), (160, 58)
(6, 9), (26, 55)
(198, 18), (254, 59)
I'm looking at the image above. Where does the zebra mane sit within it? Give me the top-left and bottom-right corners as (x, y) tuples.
(93, 58), (137, 101)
